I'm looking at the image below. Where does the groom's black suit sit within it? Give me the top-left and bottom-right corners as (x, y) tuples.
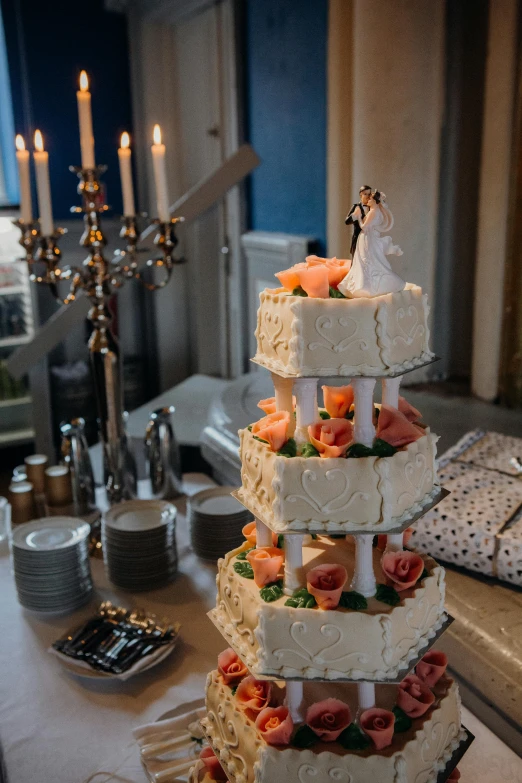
(345, 203), (369, 256)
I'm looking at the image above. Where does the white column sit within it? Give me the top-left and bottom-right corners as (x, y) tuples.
(384, 533), (403, 553)
(352, 378), (376, 447)
(271, 373), (295, 435)
(286, 681), (304, 723)
(381, 377), (401, 409)
(351, 536), (376, 597)
(284, 534), (306, 595)
(255, 518), (273, 548)
(294, 378), (318, 446)
(357, 682), (375, 711)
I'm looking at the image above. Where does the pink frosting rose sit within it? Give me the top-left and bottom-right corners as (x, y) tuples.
(236, 675), (272, 714)
(360, 708), (395, 750)
(247, 547), (284, 587)
(377, 527), (414, 552)
(306, 563), (347, 609)
(397, 674), (435, 718)
(381, 550), (424, 592)
(296, 265), (330, 298)
(257, 396), (296, 415)
(322, 384), (354, 419)
(251, 411), (291, 452)
(242, 520), (278, 547)
(200, 746), (227, 781)
(217, 648), (248, 685)
(255, 706), (294, 745)
(376, 405), (424, 448)
(308, 418), (353, 458)
(416, 650), (448, 687)
(398, 395), (422, 423)
(306, 698), (352, 741)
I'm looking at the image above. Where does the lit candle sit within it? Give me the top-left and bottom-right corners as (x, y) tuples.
(15, 135), (32, 224)
(151, 124), (170, 223)
(33, 130), (54, 237)
(118, 132), (135, 217)
(77, 70), (95, 169)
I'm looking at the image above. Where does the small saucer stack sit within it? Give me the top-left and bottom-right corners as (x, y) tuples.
(11, 517), (93, 613)
(102, 500), (178, 591)
(188, 487), (251, 561)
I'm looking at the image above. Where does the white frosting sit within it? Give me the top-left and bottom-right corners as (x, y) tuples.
(238, 428), (440, 533)
(202, 670), (463, 783)
(253, 284), (434, 377)
(211, 537), (446, 680)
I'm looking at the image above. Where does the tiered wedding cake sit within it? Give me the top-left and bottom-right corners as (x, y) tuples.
(191, 203), (470, 783)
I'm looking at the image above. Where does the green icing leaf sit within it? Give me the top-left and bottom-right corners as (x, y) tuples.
(230, 685), (238, 696)
(329, 286), (346, 298)
(247, 424), (252, 432)
(374, 405), (380, 420)
(291, 286), (308, 297)
(236, 547), (254, 561)
(339, 590), (368, 610)
(277, 534), (285, 549)
(277, 437), (297, 458)
(311, 533), (318, 540)
(375, 583), (401, 606)
(319, 410), (331, 420)
(346, 409), (355, 420)
(338, 723), (371, 750)
(253, 435), (268, 444)
(420, 567), (429, 580)
(190, 736), (204, 745)
(346, 442), (375, 459)
(259, 580), (284, 603)
(285, 588), (317, 609)
(301, 442), (320, 458)
(372, 438), (397, 457)
(292, 724), (318, 748)
(233, 561), (254, 579)
(392, 705), (412, 733)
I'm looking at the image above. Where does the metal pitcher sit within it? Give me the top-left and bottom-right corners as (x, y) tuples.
(145, 406), (182, 499)
(60, 418), (97, 515)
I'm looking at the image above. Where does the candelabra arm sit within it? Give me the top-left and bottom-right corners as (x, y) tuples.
(136, 217), (185, 291)
(14, 219), (40, 262)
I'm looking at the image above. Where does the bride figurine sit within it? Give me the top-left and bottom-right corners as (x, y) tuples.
(338, 190), (406, 298)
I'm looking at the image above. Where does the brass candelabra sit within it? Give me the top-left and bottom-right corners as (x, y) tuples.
(15, 164), (184, 504)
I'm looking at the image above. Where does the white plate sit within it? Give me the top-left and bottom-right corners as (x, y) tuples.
(189, 487), (245, 518)
(104, 500), (176, 533)
(12, 517), (90, 552)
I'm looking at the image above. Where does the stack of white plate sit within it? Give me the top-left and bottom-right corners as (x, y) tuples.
(188, 487), (251, 561)
(11, 517), (93, 613)
(102, 500), (178, 591)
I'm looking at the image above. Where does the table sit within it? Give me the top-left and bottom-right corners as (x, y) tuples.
(0, 475), (520, 783)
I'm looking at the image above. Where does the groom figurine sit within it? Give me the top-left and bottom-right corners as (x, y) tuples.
(345, 185), (372, 256)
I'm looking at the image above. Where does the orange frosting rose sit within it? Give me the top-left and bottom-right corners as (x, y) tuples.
(296, 265), (330, 298)
(242, 520), (278, 547)
(360, 708), (395, 750)
(251, 411), (291, 452)
(397, 674), (435, 718)
(415, 650), (448, 687)
(217, 648), (248, 685)
(322, 384), (354, 418)
(200, 746), (227, 781)
(306, 563), (347, 609)
(381, 550), (424, 592)
(247, 547), (284, 587)
(325, 257), (351, 287)
(257, 396), (296, 415)
(275, 262), (308, 291)
(376, 405), (424, 448)
(398, 395), (422, 423)
(255, 706), (293, 745)
(308, 418), (353, 458)
(236, 675), (272, 714)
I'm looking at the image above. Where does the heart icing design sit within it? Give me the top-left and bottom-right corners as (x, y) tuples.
(243, 449), (263, 493)
(262, 311), (286, 352)
(309, 315), (368, 354)
(286, 469), (370, 516)
(393, 305), (425, 348)
(274, 622), (369, 667)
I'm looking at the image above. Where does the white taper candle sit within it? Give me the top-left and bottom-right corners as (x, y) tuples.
(151, 124), (170, 223)
(77, 70), (95, 169)
(33, 131), (54, 237)
(15, 135), (32, 223)
(118, 132), (135, 217)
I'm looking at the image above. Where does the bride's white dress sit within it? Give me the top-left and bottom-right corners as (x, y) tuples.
(338, 206), (405, 298)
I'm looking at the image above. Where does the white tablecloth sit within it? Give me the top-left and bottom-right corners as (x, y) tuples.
(0, 475), (520, 783)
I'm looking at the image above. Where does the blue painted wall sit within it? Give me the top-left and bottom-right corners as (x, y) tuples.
(245, 0), (328, 252)
(1, 0), (132, 219)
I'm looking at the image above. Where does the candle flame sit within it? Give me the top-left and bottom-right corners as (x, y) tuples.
(79, 70), (89, 92)
(153, 124), (162, 145)
(15, 134), (25, 151)
(121, 132), (130, 149)
(34, 130), (44, 152)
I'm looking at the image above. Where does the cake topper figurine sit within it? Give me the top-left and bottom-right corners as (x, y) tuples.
(339, 189), (406, 298)
(345, 184), (372, 257)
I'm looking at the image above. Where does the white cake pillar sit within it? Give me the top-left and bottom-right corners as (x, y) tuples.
(351, 535), (377, 597)
(283, 534), (306, 595)
(255, 518), (273, 548)
(351, 378), (376, 446)
(271, 373), (295, 435)
(357, 682), (376, 711)
(384, 533), (404, 552)
(286, 680), (304, 723)
(294, 378), (318, 446)
(381, 376), (402, 409)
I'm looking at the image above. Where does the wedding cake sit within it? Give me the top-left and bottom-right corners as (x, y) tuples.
(191, 199), (470, 783)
